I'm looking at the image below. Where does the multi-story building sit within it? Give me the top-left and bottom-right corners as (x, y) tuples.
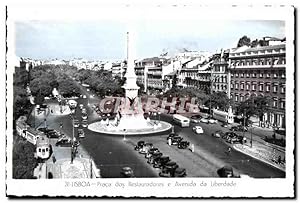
(229, 42), (286, 128)
(211, 50), (230, 95)
(134, 57), (169, 92)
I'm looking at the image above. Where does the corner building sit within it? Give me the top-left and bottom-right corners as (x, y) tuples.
(229, 43), (286, 128)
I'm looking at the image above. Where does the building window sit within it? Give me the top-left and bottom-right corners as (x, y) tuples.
(240, 83), (244, 90)
(252, 73), (256, 78)
(246, 83), (250, 90)
(266, 73), (271, 78)
(235, 95), (239, 102)
(259, 72), (264, 78)
(266, 84), (270, 92)
(280, 100), (285, 109)
(281, 86), (285, 94)
(252, 84), (256, 91)
(281, 72), (285, 79)
(231, 83), (233, 89)
(259, 84), (264, 92)
(235, 73), (239, 78)
(273, 98), (278, 108)
(240, 96), (244, 102)
(274, 73), (278, 79)
(241, 73), (244, 78)
(235, 83), (239, 90)
(246, 72), (250, 78)
(273, 85), (278, 93)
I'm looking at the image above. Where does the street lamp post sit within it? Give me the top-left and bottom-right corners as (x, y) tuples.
(158, 112), (161, 124)
(250, 125), (253, 148)
(70, 113), (75, 164)
(243, 109), (246, 140)
(123, 129), (126, 141)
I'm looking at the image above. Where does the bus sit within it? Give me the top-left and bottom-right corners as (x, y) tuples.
(212, 109), (234, 124)
(36, 136), (51, 160)
(172, 114), (190, 127)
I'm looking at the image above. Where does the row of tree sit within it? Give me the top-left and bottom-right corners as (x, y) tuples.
(29, 65), (81, 100)
(164, 86), (272, 124)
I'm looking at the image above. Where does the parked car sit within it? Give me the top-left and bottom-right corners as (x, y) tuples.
(47, 130), (60, 138)
(217, 165), (234, 178)
(38, 127), (54, 134)
(83, 95), (87, 99)
(192, 126), (204, 134)
(82, 113), (88, 120)
(200, 118), (209, 124)
(212, 130), (224, 138)
(78, 128), (85, 138)
(134, 140), (145, 151)
(231, 125), (248, 132)
(173, 167), (187, 177)
(147, 152), (163, 164)
(168, 136), (183, 146)
(223, 131), (239, 140)
(120, 167), (134, 178)
(81, 120), (88, 127)
(227, 135), (246, 144)
(190, 115), (202, 123)
(153, 156), (170, 168)
(55, 137), (80, 147)
(82, 108), (87, 114)
(145, 148), (160, 159)
(167, 132), (179, 140)
(38, 128), (60, 138)
(159, 162), (179, 177)
(73, 119), (80, 128)
(139, 143), (154, 154)
(177, 141), (190, 149)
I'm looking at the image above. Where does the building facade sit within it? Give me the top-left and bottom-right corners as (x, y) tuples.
(134, 57), (169, 92)
(211, 50), (230, 95)
(229, 43), (286, 128)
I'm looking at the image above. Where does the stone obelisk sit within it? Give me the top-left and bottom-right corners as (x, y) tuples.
(122, 32), (140, 100)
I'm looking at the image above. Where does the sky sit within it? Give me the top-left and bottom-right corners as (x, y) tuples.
(14, 20), (285, 61)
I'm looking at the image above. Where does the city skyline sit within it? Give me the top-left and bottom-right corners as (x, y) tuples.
(15, 20), (285, 61)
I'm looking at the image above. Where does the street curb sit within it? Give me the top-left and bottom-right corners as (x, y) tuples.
(233, 145), (286, 173)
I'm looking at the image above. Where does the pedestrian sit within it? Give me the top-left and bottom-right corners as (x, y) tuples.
(277, 155), (281, 164)
(52, 155), (56, 163)
(227, 147), (231, 155)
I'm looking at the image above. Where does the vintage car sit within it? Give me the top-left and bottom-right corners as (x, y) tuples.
(217, 165), (235, 178)
(145, 148), (160, 159)
(168, 136), (183, 146)
(177, 141), (190, 149)
(78, 128), (85, 138)
(153, 156), (170, 168)
(120, 167), (134, 178)
(134, 140), (145, 151)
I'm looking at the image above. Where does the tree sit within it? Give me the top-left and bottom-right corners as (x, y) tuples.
(237, 95), (271, 124)
(13, 134), (38, 179)
(237, 35), (251, 47)
(205, 92), (231, 111)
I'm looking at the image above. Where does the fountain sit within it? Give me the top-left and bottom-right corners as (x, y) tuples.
(88, 32), (172, 135)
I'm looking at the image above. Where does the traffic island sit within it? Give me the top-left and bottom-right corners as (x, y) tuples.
(233, 144), (285, 172)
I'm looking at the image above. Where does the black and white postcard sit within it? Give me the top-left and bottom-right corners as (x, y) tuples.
(5, 4), (295, 198)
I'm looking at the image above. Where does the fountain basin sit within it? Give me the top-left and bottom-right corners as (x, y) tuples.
(87, 120), (172, 135)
